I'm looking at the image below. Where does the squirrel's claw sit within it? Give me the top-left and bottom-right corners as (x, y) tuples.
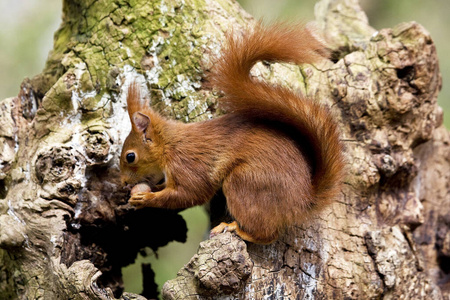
(129, 192), (155, 208)
(210, 221), (273, 244)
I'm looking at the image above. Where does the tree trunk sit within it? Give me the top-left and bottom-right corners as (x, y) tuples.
(0, 0), (448, 299)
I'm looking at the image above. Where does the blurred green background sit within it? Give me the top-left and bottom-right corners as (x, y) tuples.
(1, 0), (448, 296)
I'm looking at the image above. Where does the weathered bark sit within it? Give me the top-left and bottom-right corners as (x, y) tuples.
(0, 0), (448, 299)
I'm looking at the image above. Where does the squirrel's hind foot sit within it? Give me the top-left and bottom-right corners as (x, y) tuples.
(210, 221), (275, 244)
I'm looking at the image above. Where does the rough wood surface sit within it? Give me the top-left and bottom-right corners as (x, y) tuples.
(162, 0), (449, 299)
(0, 0), (448, 299)
(162, 232), (253, 299)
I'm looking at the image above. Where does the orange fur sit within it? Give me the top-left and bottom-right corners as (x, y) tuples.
(120, 22), (345, 244)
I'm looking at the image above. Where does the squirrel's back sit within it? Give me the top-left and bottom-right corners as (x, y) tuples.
(208, 22), (345, 211)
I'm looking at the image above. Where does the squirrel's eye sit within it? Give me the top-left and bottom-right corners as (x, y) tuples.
(126, 152), (136, 163)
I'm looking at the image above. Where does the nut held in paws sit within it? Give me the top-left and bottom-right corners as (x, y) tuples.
(131, 183), (152, 195)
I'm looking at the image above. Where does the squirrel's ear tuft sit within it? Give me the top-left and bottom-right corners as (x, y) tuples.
(132, 112), (151, 133)
(127, 81), (144, 118)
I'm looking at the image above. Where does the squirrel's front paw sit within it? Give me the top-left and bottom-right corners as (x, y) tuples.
(129, 192), (155, 209)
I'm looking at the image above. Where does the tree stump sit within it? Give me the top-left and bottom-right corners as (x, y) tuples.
(0, 0), (448, 299)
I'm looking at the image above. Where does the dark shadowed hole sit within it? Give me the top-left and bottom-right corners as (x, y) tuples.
(121, 206), (209, 296)
(439, 255), (450, 274)
(0, 179), (6, 199)
(63, 206), (191, 298)
(396, 66), (415, 82)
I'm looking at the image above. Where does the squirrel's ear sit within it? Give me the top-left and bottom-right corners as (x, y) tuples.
(132, 112), (150, 133)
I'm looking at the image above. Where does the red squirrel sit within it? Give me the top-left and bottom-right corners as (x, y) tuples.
(120, 22), (345, 244)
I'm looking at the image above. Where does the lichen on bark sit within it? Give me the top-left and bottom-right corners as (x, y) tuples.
(163, 0), (449, 299)
(0, 0), (253, 298)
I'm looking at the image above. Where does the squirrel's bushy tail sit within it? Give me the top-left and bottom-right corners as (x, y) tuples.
(209, 22), (344, 208)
